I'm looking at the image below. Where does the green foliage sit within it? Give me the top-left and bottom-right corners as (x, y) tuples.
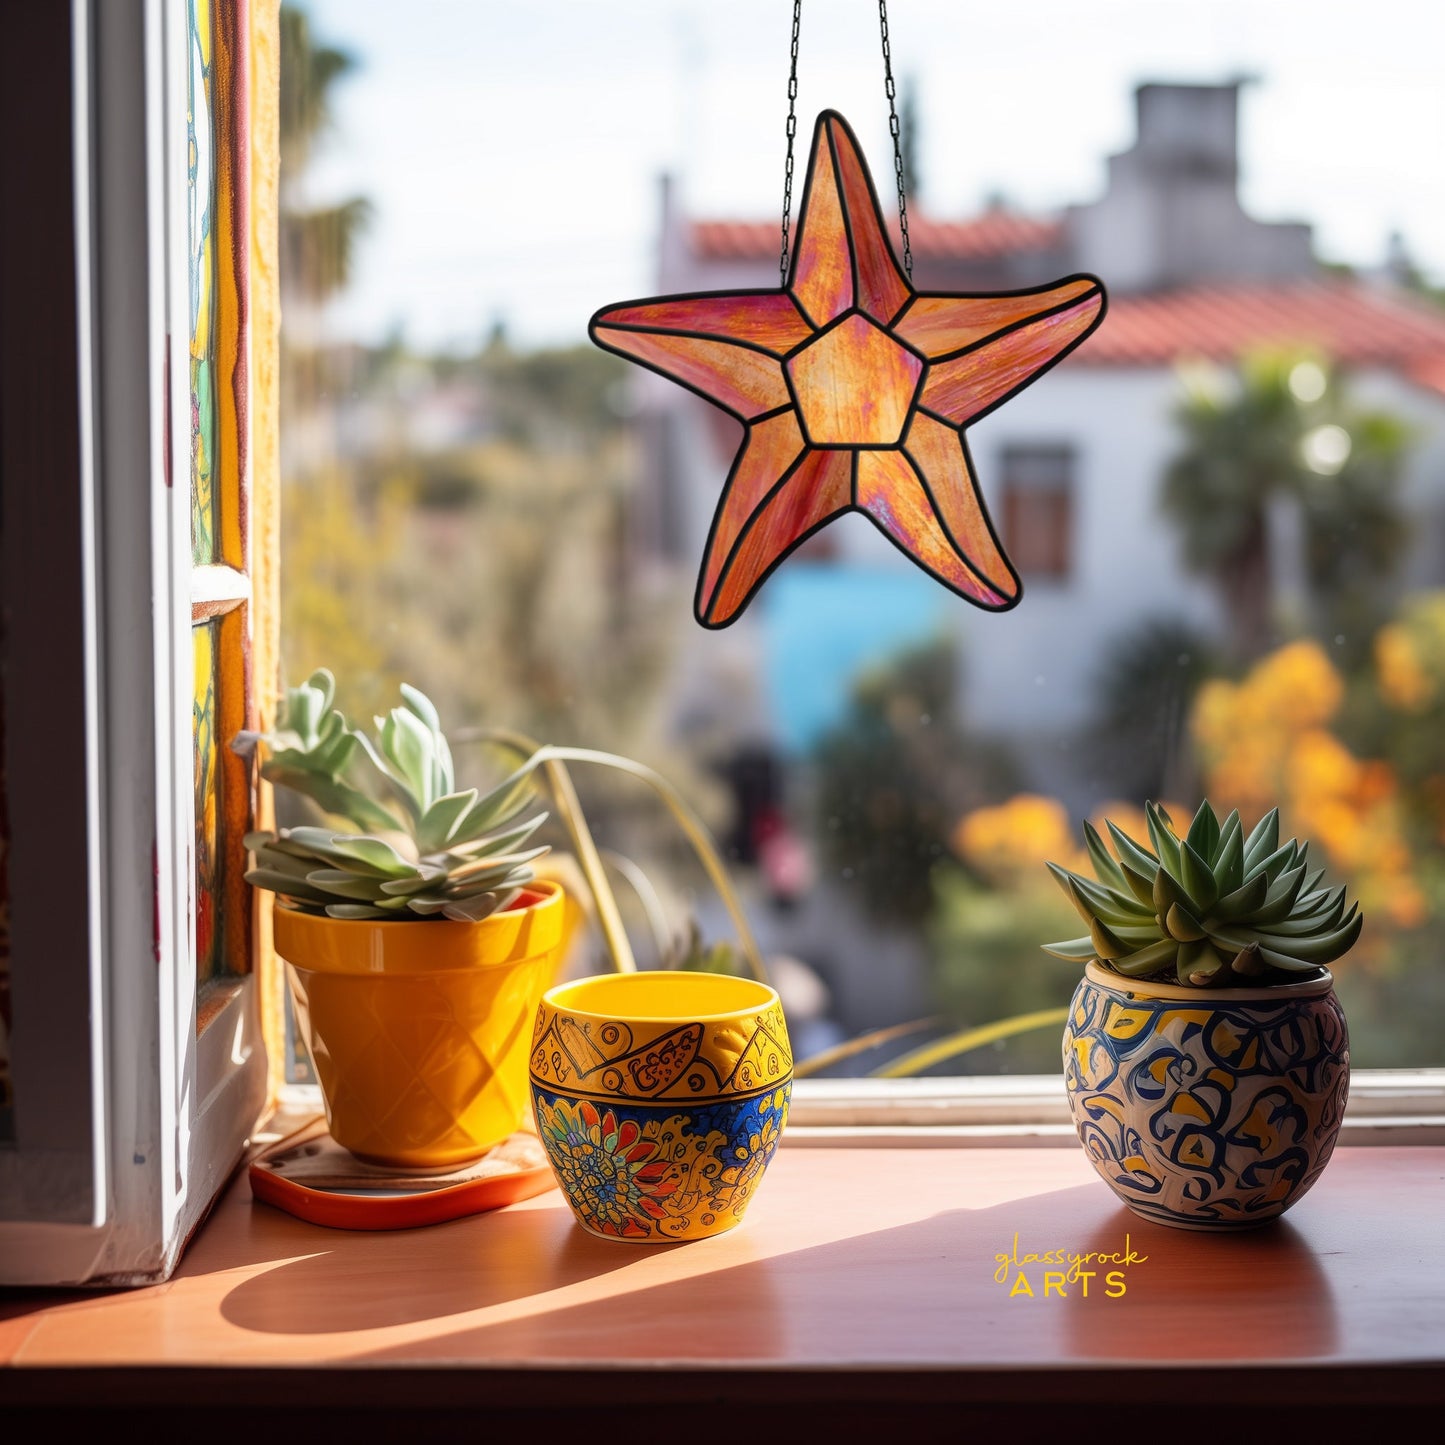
(1351, 593), (1445, 821)
(1164, 355), (1300, 580)
(277, 5), (690, 837)
(1300, 410), (1410, 593)
(1162, 350), (1410, 659)
(1087, 618), (1219, 802)
(234, 670), (548, 922)
(281, 340), (676, 754)
(1044, 800), (1363, 987)
(929, 870), (1078, 1073)
(1332, 853), (1445, 1061)
(811, 640), (1019, 924)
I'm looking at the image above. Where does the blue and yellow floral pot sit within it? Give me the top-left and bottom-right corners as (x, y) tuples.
(1063, 962), (1349, 1230)
(529, 971), (791, 1242)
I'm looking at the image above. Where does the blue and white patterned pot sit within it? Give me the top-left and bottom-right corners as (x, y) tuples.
(1063, 962), (1349, 1230)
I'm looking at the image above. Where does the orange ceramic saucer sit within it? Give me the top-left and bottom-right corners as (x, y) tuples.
(248, 1116), (556, 1231)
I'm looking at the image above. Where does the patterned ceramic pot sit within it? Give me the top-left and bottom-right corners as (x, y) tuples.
(529, 970), (792, 1242)
(1063, 961), (1349, 1230)
(276, 881), (567, 1169)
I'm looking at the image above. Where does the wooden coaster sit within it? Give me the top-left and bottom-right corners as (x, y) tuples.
(249, 1116), (556, 1230)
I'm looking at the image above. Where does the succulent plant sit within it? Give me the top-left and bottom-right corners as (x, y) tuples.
(232, 670), (548, 922)
(1043, 800), (1362, 987)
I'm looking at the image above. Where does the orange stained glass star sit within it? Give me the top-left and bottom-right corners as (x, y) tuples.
(589, 110), (1108, 629)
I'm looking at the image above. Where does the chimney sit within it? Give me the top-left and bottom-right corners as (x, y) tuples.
(1065, 78), (1316, 293)
(1133, 80), (1244, 183)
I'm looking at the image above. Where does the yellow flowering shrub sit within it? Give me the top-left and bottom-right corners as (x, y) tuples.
(1369, 594), (1445, 846)
(953, 794), (1083, 880)
(953, 796), (1188, 885)
(1192, 643), (1341, 826)
(1191, 642), (1423, 941)
(1254, 640), (1346, 728)
(950, 631), (1438, 976)
(1375, 624), (1433, 712)
(1375, 594), (1445, 714)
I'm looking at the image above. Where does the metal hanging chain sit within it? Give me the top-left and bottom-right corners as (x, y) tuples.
(878, 0), (913, 279)
(778, 0), (914, 283)
(779, 0), (802, 283)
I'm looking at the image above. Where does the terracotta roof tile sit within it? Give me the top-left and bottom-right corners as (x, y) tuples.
(685, 208), (1445, 395)
(1404, 354), (1445, 397)
(1075, 282), (1445, 390)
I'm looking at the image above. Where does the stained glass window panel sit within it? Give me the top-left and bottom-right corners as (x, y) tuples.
(193, 621), (222, 985)
(188, 0), (218, 565)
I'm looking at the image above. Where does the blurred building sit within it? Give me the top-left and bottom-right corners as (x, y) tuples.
(630, 80), (1445, 778)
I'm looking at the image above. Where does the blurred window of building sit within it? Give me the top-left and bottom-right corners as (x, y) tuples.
(1000, 445), (1074, 582)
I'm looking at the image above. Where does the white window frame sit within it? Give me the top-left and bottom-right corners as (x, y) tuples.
(276, 1072), (1445, 1147)
(783, 1071), (1445, 1145)
(0, 0), (265, 1287)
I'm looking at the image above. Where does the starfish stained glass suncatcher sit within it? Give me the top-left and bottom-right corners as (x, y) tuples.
(590, 110), (1107, 628)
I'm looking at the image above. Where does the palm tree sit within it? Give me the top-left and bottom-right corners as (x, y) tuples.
(1162, 351), (1408, 661)
(279, 5), (372, 308)
(1299, 409), (1410, 657)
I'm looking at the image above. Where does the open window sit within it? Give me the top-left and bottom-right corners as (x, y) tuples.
(0, 0), (277, 1286)
(263, 5), (1445, 1103)
(4, 1), (1445, 1292)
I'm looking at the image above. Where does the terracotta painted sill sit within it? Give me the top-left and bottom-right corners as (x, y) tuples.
(3, 1145), (1444, 1431)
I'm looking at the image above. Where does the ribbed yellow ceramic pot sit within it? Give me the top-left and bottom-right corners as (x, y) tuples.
(275, 880), (567, 1169)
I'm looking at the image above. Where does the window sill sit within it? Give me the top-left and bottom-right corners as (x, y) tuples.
(3, 1135), (1444, 1431)
(275, 1069), (1445, 1146)
(783, 1069), (1445, 1144)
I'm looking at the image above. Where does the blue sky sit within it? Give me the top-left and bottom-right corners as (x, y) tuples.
(302, 0), (1445, 350)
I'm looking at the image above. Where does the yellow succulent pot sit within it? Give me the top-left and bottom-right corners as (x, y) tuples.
(275, 880), (568, 1169)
